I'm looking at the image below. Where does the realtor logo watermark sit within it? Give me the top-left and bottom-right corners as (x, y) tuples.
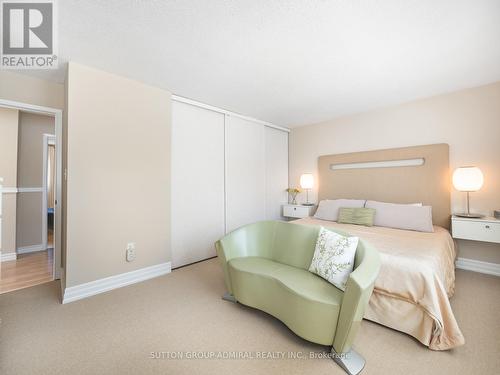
(1, 0), (58, 69)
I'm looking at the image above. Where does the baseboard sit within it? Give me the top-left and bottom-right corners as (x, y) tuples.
(0, 251), (17, 262)
(62, 262), (171, 304)
(17, 243), (47, 254)
(456, 257), (500, 277)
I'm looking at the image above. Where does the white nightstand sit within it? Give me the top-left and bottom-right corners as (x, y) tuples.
(282, 204), (315, 220)
(451, 215), (500, 244)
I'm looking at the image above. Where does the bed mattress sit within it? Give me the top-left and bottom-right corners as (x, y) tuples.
(295, 217), (465, 350)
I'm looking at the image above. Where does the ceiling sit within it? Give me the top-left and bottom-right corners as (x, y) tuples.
(21, 0), (500, 127)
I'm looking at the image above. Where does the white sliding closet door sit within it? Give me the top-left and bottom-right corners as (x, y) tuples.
(265, 127), (288, 220)
(171, 101), (225, 268)
(225, 116), (266, 232)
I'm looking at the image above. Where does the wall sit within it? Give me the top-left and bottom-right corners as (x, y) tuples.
(0, 71), (64, 109)
(0, 108), (19, 257)
(65, 62), (171, 287)
(16, 112), (55, 249)
(0, 108), (19, 187)
(289, 81), (500, 264)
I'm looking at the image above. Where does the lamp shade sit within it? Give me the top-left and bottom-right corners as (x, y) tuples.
(452, 167), (484, 192)
(300, 173), (314, 189)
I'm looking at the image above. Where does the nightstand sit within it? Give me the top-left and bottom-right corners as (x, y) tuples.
(451, 215), (500, 244)
(283, 204), (315, 220)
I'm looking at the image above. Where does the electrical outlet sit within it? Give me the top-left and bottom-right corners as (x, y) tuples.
(126, 242), (136, 262)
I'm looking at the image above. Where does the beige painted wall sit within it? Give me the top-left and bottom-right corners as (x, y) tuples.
(0, 108), (19, 256)
(0, 71), (64, 109)
(1, 197), (18, 255)
(16, 193), (43, 248)
(17, 112), (55, 187)
(16, 112), (55, 249)
(65, 62), (171, 287)
(0, 108), (19, 186)
(290, 81), (500, 264)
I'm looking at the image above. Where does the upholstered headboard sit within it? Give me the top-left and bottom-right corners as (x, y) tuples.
(318, 144), (451, 228)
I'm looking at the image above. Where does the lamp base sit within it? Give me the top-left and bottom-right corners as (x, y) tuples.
(302, 203), (315, 206)
(454, 212), (484, 219)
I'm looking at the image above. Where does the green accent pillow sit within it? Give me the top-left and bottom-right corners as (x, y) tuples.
(309, 227), (359, 291)
(338, 207), (376, 226)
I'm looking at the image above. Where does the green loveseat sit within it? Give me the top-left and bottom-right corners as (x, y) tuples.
(215, 221), (380, 375)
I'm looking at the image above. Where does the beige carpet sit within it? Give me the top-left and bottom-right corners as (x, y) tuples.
(0, 258), (499, 375)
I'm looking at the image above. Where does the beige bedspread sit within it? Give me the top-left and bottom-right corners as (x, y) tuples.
(295, 217), (465, 350)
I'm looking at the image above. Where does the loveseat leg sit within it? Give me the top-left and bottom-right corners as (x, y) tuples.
(331, 347), (366, 375)
(222, 292), (237, 303)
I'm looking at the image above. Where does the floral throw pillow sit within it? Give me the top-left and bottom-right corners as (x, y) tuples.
(309, 227), (359, 291)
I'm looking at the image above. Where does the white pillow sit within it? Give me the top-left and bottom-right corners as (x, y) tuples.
(365, 200), (434, 232)
(309, 227), (359, 291)
(314, 199), (366, 221)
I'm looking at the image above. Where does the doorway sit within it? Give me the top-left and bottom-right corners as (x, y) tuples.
(0, 100), (63, 294)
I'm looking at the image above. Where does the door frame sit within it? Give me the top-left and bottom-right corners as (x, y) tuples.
(42, 133), (56, 257)
(0, 99), (63, 280)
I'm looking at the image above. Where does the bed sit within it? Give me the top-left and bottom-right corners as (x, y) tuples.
(295, 217), (464, 350)
(302, 143), (465, 350)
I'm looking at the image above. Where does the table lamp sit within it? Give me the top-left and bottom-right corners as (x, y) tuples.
(300, 173), (314, 206)
(452, 166), (484, 218)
